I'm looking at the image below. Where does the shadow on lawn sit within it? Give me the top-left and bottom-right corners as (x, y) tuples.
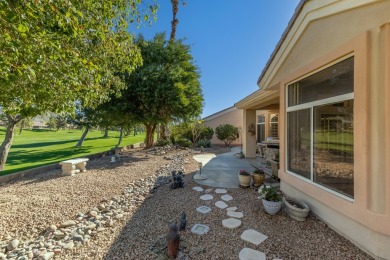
(16, 151), (150, 186)
(12, 136), (106, 149)
(8, 146), (93, 166)
(11, 139), (79, 149)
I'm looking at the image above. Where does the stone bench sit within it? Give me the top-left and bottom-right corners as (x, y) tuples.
(59, 158), (89, 176)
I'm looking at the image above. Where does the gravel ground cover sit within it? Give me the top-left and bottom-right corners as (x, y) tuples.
(0, 146), (371, 259)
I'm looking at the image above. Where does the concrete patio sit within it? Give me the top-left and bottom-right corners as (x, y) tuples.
(193, 147), (256, 188)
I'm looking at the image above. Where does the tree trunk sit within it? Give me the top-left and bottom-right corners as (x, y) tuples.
(0, 115), (21, 171)
(76, 126), (89, 147)
(103, 127), (108, 138)
(117, 128), (123, 147)
(145, 123), (156, 148)
(170, 0), (179, 41)
(133, 126), (137, 136)
(19, 119), (24, 135)
(160, 123), (167, 140)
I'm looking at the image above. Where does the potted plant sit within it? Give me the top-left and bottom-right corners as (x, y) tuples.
(252, 168), (265, 187)
(238, 170), (251, 187)
(283, 197), (310, 221)
(258, 185), (283, 214)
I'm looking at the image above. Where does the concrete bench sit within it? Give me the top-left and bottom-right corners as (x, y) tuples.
(59, 158), (89, 176)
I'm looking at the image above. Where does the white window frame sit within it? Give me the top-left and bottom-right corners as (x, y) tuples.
(268, 113), (279, 139)
(257, 115), (266, 143)
(285, 56), (355, 202)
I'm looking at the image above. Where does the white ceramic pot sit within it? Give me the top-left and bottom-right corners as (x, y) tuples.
(262, 199), (282, 215)
(238, 174), (251, 187)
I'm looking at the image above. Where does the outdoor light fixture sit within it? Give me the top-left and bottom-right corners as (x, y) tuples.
(198, 162), (203, 175)
(194, 161), (207, 180)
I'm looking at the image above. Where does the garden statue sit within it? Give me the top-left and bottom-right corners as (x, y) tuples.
(179, 211), (187, 231)
(166, 222), (180, 259)
(170, 170), (184, 189)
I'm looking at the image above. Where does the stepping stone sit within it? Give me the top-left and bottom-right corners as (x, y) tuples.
(215, 188), (227, 194)
(239, 248), (266, 260)
(193, 186), (204, 192)
(196, 206), (212, 214)
(215, 201), (228, 209)
(191, 224), (209, 235)
(221, 194), (233, 201)
(205, 189), (213, 193)
(222, 218), (241, 229)
(240, 229), (268, 245)
(200, 194), (213, 201)
(226, 207), (237, 211)
(227, 211), (244, 219)
(194, 174), (207, 180)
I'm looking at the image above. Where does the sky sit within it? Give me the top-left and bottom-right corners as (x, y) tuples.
(129, 0), (300, 118)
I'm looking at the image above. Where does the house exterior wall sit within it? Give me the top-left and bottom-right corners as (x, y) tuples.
(203, 107), (243, 146)
(274, 3), (390, 259)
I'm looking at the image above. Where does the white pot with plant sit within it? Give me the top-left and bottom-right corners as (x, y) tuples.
(238, 169), (251, 187)
(258, 185), (283, 215)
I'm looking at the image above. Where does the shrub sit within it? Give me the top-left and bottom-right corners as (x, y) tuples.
(215, 124), (239, 146)
(196, 139), (211, 148)
(175, 138), (192, 147)
(156, 138), (172, 146)
(199, 126), (214, 140)
(171, 122), (214, 145)
(170, 123), (192, 143)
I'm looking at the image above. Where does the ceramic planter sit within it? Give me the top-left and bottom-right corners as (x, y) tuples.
(238, 174), (251, 187)
(262, 199), (282, 215)
(283, 197), (310, 221)
(252, 173), (265, 187)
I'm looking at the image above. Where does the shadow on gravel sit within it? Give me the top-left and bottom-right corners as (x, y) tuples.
(86, 152), (150, 171)
(102, 168), (198, 260)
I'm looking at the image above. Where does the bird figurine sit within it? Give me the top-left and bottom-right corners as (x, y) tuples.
(179, 211), (187, 231)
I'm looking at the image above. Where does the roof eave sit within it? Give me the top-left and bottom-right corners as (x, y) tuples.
(256, 0), (309, 88)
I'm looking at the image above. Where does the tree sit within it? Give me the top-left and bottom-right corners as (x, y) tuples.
(55, 115), (67, 131)
(159, 0), (187, 140)
(69, 104), (103, 147)
(16, 117), (33, 135)
(215, 124), (239, 147)
(46, 114), (56, 130)
(112, 33), (203, 148)
(0, 0), (157, 171)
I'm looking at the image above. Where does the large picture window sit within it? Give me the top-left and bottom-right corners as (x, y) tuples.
(287, 57), (354, 198)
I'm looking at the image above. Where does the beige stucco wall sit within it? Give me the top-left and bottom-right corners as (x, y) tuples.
(238, 1), (390, 258)
(203, 108), (243, 146)
(274, 3), (390, 259)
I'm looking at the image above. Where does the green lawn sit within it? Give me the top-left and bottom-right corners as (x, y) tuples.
(0, 128), (145, 176)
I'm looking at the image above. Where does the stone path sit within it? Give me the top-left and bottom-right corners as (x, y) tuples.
(192, 186), (269, 259)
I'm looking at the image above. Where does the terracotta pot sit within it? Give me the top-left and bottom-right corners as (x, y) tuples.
(262, 199), (282, 215)
(252, 173), (265, 187)
(238, 173), (251, 187)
